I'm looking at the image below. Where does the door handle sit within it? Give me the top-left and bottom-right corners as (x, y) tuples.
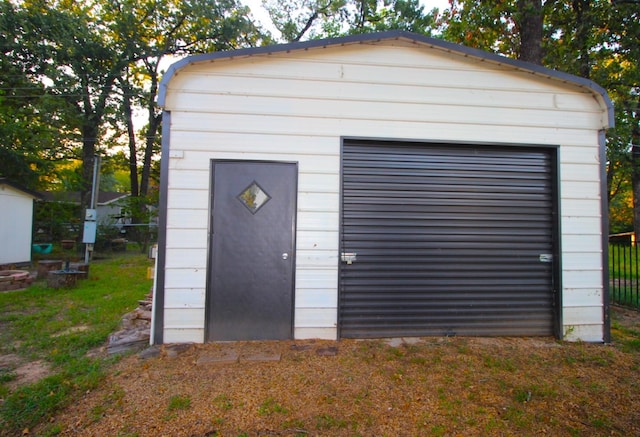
(341, 252), (357, 264)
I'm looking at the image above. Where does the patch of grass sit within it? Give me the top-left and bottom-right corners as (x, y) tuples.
(167, 395), (192, 412)
(213, 394), (233, 411)
(315, 413), (349, 430)
(514, 389), (532, 403)
(258, 397), (288, 415)
(483, 355), (517, 372)
(0, 370), (17, 384)
(429, 424), (447, 436)
(0, 253), (153, 435)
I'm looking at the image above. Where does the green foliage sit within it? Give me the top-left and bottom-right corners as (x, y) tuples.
(33, 199), (81, 243)
(263, 0), (438, 42)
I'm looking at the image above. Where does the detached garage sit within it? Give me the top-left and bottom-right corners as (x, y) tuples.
(152, 31), (612, 344)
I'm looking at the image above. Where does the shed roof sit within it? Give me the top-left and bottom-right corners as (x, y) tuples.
(0, 178), (42, 199)
(158, 30), (613, 128)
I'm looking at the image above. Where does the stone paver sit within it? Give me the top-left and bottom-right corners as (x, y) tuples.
(196, 349), (239, 365)
(384, 338), (404, 348)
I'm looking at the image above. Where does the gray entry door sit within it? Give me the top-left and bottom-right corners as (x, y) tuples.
(207, 161), (297, 341)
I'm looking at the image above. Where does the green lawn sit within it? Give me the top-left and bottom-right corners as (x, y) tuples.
(0, 253), (153, 435)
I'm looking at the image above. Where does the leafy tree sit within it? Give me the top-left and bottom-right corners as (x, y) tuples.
(0, 1), (76, 189)
(263, 0), (438, 42)
(2, 0), (137, 207)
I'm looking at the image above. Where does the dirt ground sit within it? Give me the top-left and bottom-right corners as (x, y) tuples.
(21, 307), (640, 436)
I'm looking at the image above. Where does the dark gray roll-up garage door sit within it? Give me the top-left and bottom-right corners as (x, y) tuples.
(339, 140), (558, 338)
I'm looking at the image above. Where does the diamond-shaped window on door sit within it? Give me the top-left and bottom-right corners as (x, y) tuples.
(237, 181), (271, 214)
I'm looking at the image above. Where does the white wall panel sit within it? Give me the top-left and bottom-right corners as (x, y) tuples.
(562, 288), (603, 307)
(561, 182), (600, 200)
(165, 248), (208, 269)
(166, 209), (208, 229)
(164, 308), (205, 326)
(295, 250), (338, 268)
(561, 199), (602, 218)
(563, 324), (604, 342)
(170, 74), (595, 114)
(297, 212), (339, 231)
(561, 252), (602, 271)
(562, 234), (602, 252)
(295, 269), (338, 289)
(164, 268), (207, 288)
(163, 288), (206, 307)
(171, 131), (339, 155)
(297, 231), (339, 251)
(563, 270), (603, 289)
(298, 192), (339, 212)
(294, 327), (336, 340)
(165, 229), (208, 249)
(295, 289), (338, 308)
(560, 164), (601, 182)
(168, 169), (209, 189)
(164, 329), (204, 343)
(560, 146), (601, 165)
(563, 306), (603, 325)
(167, 189), (209, 209)
(295, 308), (337, 327)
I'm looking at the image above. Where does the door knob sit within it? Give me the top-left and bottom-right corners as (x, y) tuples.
(282, 253), (289, 260)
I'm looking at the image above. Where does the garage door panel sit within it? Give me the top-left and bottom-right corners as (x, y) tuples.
(340, 140), (557, 338)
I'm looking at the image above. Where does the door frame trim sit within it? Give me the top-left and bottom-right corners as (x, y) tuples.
(205, 159), (298, 342)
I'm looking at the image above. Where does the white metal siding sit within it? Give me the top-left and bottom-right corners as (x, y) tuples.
(0, 185), (34, 265)
(161, 40), (607, 342)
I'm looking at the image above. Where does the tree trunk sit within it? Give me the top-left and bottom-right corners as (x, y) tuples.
(140, 63), (161, 198)
(517, 0), (543, 65)
(572, 0), (591, 78)
(81, 127), (98, 213)
(122, 80), (139, 198)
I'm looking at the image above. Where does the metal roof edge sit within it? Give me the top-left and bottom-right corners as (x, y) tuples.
(0, 178), (42, 199)
(157, 30), (614, 128)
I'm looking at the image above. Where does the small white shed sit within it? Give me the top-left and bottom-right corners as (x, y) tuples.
(0, 178), (41, 266)
(152, 31), (612, 344)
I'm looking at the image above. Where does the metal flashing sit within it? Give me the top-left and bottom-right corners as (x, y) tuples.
(151, 111), (171, 344)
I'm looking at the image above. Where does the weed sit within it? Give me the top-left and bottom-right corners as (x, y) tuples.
(429, 424), (447, 436)
(387, 347), (404, 360)
(503, 406), (530, 428)
(483, 355), (517, 372)
(281, 417), (307, 435)
(258, 397), (288, 415)
(315, 413), (348, 430)
(213, 394), (233, 411)
(167, 395), (191, 412)
(0, 370), (17, 384)
(409, 356), (427, 365)
(39, 423), (63, 436)
(514, 389), (532, 403)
